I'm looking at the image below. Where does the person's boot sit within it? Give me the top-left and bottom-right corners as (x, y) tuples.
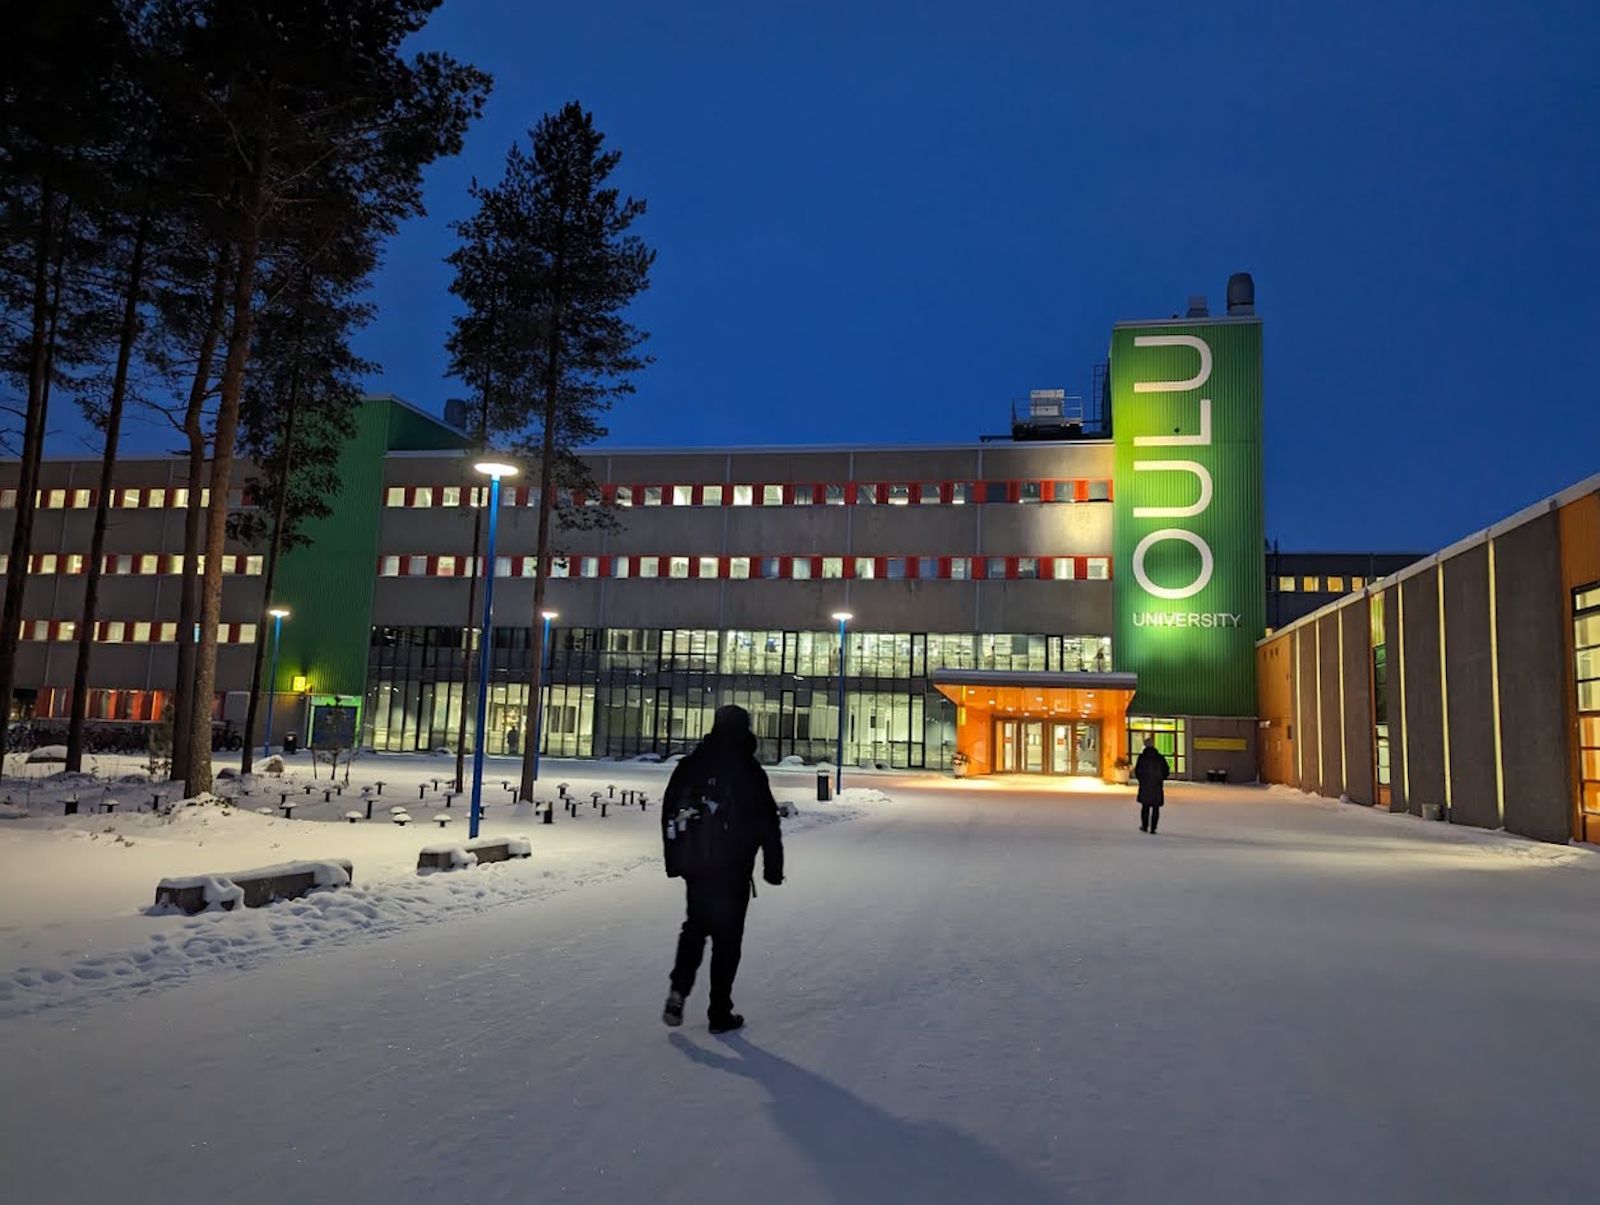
(662, 991), (685, 1027)
(709, 1012), (744, 1035)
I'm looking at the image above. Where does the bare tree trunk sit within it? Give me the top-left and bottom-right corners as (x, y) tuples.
(517, 344), (562, 802)
(240, 367), (299, 776)
(0, 184), (59, 756)
(67, 211), (152, 772)
(184, 177), (265, 797)
(171, 250), (229, 780)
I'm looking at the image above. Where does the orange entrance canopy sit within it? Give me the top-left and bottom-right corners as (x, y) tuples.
(932, 670), (1138, 780)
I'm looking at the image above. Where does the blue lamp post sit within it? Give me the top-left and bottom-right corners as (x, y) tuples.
(831, 611), (852, 794)
(530, 608), (557, 784)
(263, 607), (289, 756)
(470, 460), (518, 839)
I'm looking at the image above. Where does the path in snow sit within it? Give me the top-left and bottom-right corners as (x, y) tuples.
(2, 781), (1599, 1204)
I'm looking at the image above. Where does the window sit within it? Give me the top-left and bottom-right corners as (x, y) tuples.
(174, 488), (190, 508)
(1087, 480), (1111, 501)
(407, 557), (428, 577)
(63, 554), (83, 575)
(1303, 576), (1320, 592)
(71, 488), (92, 508)
(415, 487), (434, 508)
(822, 557), (843, 579)
(792, 485), (813, 506)
(1017, 557), (1038, 579)
(246, 555), (264, 576)
(639, 557), (660, 578)
(918, 556), (938, 578)
(549, 558), (570, 578)
(1086, 557), (1110, 580)
(615, 485), (634, 507)
(673, 485), (693, 506)
(112, 555), (133, 575)
(1127, 717), (1187, 777)
(791, 558), (813, 580)
(386, 487), (405, 506)
(59, 621), (76, 641)
(919, 483), (940, 504)
(1050, 481), (1076, 503)
(581, 556), (601, 578)
(986, 557), (1008, 579)
(762, 485), (783, 506)
(1054, 558), (1076, 581)
(495, 556), (511, 577)
(139, 554), (159, 575)
(888, 484), (910, 506)
(1327, 576), (1345, 593)
(613, 556), (631, 579)
(382, 556), (400, 576)
(886, 557), (907, 579)
(854, 557), (876, 579)
(644, 486), (663, 506)
(119, 488), (141, 508)
(0, 489), (15, 508)
(520, 556), (538, 577)
(733, 485), (754, 506)
(856, 484), (876, 505)
(37, 554), (58, 574)
(104, 621), (126, 643)
(950, 557), (971, 580)
(729, 556), (750, 579)
(698, 556), (719, 578)
(825, 484), (846, 506)
(761, 557), (781, 579)
(984, 482), (1008, 504)
(238, 624), (258, 644)
(1278, 576), (1296, 592)
(133, 621), (153, 643)
(45, 489), (65, 508)
(703, 485), (724, 506)
(667, 556), (689, 579)
(1020, 482), (1042, 504)
(442, 486), (461, 507)
(1351, 576), (1365, 590)
(436, 555), (459, 577)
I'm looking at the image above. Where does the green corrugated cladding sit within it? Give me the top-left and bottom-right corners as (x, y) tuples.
(1111, 320), (1265, 716)
(269, 397), (469, 699)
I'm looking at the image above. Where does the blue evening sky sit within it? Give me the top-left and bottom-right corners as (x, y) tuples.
(135, 1), (1600, 550)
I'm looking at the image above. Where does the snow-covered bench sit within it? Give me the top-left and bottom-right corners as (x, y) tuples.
(416, 836), (533, 873)
(154, 859), (353, 915)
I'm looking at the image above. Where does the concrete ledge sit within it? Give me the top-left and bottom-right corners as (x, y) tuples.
(417, 836), (533, 873)
(154, 860), (353, 915)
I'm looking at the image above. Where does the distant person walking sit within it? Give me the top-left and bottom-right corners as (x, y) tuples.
(660, 705), (784, 1034)
(1135, 736), (1169, 834)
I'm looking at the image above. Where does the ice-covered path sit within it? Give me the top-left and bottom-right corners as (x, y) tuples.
(4, 780), (1600, 1204)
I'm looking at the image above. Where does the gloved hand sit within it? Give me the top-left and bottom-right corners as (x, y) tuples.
(763, 867), (784, 886)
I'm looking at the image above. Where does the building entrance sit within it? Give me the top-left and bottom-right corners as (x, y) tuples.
(995, 719), (1101, 776)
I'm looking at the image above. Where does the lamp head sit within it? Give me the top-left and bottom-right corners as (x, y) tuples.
(473, 460), (518, 479)
(831, 611), (853, 623)
(268, 607), (290, 619)
(540, 609), (559, 621)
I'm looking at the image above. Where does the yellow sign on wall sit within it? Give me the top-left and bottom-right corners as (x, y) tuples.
(1195, 736), (1248, 752)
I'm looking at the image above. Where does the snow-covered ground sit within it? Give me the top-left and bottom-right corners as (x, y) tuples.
(2, 760), (1599, 1204)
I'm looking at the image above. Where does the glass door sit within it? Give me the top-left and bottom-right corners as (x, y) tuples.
(1075, 723), (1101, 776)
(996, 720), (1018, 772)
(1051, 723), (1073, 773)
(1023, 721), (1045, 773)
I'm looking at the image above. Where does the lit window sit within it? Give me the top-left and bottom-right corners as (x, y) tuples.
(1351, 576), (1365, 590)
(918, 556), (938, 578)
(1017, 557), (1038, 579)
(987, 557), (1008, 579)
(1054, 558), (1076, 580)
(615, 486), (633, 507)
(674, 486), (693, 506)
(113, 555), (133, 575)
(763, 485), (783, 506)
(1051, 481), (1077, 503)
(133, 621), (152, 643)
(174, 488), (189, 508)
(856, 484), (876, 505)
(669, 556), (689, 578)
(888, 484), (910, 506)
(520, 556), (538, 577)
(415, 487), (434, 508)
(825, 484), (846, 506)
(1278, 576), (1295, 592)
(919, 483), (940, 504)
(139, 555), (159, 575)
(1087, 481), (1111, 501)
(239, 624), (257, 644)
(639, 556), (660, 578)
(63, 554), (83, 575)
(581, 556), (600, 578)
(951, 483), (972, 505)
(950, 557), (971, 580)
(382, 556), (400, 576)
(437, 555), (458, 577)
(761, 557), (781, 579)
(490, 556), (507, 577)
(104, 621), (126, 643)
(0, 489), (15, 508)
(1019, 482), (1042, 504)
(886, 557), (907, 579)
(441, 486), (461, 507)
(45, 489), (65, 508)
(855, 557), (876, 579)
(199, 489), (210, 507)
(407, 557), (428, 576)
(733, 485), (754, 506)
(38, 554), (58, 574)
(1327, 576), (1345, 593)
(158, 622), (177, 642)
(729, 557), (750, 579)
(787, 558), (809, 580)
(645, 486), (663, 506)
(698, 556), (719, 578)
(792, 485), (813, 506)
(30, 620), (50, 641)
(246, 555), (264, 576)
(148, 488), (166, 508)
(1303, 576), (1319, 592)
(0, 554), (7, 572)
(1087, 558), (1110, 580)
(59, 620), (76, 641)
(703, 485), (724, 506)
(613, 557), (631, 579)
(120, 488), (141, 508)
(71, 488), (92, 508)
(386, 487), (405, 506)
(822, 557), (843, 579)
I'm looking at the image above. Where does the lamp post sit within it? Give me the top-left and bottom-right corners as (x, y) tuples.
(263, 607), (290, 757)
(831, 611), (852, 794)
(531, 609), (557, 784)
(470, 460), (518, 839)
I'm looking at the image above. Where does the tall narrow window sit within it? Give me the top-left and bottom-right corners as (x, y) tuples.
(734, 485), (754, 506)
(950, 557), (971, 580)
(673, 485), (694, 506)
(854, 557), (876, 579)
(791, 485), (814, 506)
(1054, 558), (1076, 580)
(950, 483), (972, 505)
(791, 558), (813, 580)
(822, 557), (843, 579)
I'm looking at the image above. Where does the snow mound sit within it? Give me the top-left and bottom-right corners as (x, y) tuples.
(837, 787), (892, 805)
(26, 746), (67, 764)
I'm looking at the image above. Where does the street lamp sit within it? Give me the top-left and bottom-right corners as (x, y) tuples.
(531, 609), (558, 784)
(470, 460), (518, 839)
(263, 607), (290, 757)
(832, 611), (852, 794)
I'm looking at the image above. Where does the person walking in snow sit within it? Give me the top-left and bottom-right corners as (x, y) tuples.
(1135, 736), (1169, 834)
(660, 704), (784, 1034)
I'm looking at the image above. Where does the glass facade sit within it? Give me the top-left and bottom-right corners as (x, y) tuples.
(1126, 716), (1187, 776)
(366, 626), (1113, 770)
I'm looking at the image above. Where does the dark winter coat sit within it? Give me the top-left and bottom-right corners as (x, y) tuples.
(1134, 745), (1169, 807)
(662, 713), (784, 885)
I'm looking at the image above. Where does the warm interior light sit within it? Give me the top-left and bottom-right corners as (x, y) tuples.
(474, 460), (518, 479)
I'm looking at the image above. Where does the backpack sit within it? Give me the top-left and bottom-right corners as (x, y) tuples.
(663, 758), (743, 878)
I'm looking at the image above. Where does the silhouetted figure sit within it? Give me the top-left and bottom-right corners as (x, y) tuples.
(1135, 737), (1169, 834)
